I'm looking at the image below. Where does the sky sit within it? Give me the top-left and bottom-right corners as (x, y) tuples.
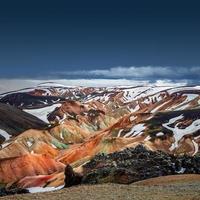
(0, 0), (200, 88)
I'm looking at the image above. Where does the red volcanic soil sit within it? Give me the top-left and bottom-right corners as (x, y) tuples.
(0, 154), (65, 185)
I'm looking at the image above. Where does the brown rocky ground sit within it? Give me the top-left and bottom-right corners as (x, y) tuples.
(1, 175), (200, 200)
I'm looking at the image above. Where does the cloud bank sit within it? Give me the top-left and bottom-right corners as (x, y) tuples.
(55, 66), (199, 80)
(0, 66), (197, 93)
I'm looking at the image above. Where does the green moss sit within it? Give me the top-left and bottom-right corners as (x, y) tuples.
(51, 139), (68, 149)
(61, 128), (84, 143)
(80, 122), (93, 132)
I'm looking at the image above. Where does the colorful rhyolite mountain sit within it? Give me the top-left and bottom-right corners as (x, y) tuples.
(0, 84), (200, 195)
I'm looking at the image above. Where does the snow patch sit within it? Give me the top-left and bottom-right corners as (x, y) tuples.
(0, 129), (11, 141)
(117, 129), (124, 137)
(1, 142), (11, 148)
(60, 131), (64, 140)
(24, 103), (62, 123)
(144, 135), (151, 141)
(192, 140), (199, 155)
(130, 116), (137, 121)
(156, 132), (164, 137)
(27, 141), (33, 147)
(28, 185), (64, 193)
(51, 143), (57, 149)
(163, 115), (200, 151)
(176, 167), (186, 174)
(124, 123), (145, 138)
(172, 94), (199, 111)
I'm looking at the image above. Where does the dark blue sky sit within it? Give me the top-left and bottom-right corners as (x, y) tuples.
(0, 0), (200, 82)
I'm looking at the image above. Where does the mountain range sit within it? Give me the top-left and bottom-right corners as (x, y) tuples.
(0, 83), (200, 195)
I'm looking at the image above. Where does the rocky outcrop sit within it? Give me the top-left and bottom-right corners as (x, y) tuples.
(80, 145), (200, 184)
(0, 187), (28, 197)
(64, 165), (82, 187)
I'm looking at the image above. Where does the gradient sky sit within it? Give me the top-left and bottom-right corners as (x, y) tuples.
(0, 0), (200, 83)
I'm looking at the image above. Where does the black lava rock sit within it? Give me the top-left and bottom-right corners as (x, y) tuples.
(81, 145), (200, 184)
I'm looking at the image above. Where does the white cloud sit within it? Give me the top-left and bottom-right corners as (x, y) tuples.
(153, 80), (187, 87)
(57, 66), (200, 79)
(0, 78), (187, 94)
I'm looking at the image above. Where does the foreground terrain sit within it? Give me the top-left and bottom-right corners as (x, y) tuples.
(1, 175), (200, 200)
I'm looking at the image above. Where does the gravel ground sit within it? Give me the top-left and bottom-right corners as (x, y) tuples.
(1, 179), (200, 200)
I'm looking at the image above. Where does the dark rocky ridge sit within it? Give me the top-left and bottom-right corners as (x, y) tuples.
(0, 187), (28, 197)
(79, 145), (200, 184)
(0, 103), (48, 143)
(0, 93), (65, 109)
